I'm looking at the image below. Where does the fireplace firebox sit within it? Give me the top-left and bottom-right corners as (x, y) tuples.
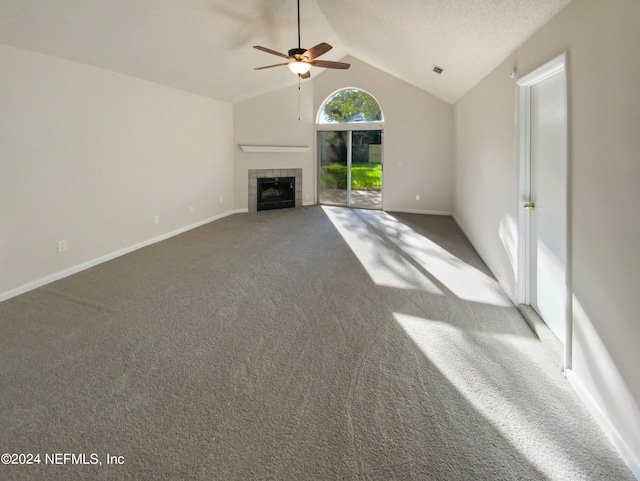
(257, 177), (295, 211)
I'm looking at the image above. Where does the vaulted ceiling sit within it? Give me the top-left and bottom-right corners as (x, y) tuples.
(0, 0), (572, 104)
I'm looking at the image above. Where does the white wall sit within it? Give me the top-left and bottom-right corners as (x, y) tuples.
(0, 44), (234, 299)
(454, 0), (640, 474)
(233, 83), (316, 210)
(313, 57), (454, 214)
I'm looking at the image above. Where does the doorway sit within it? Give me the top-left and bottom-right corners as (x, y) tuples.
(517, 53), (570, 367)
(318, 129), (383, 209)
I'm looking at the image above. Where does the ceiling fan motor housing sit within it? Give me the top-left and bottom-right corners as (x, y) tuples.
(288, 48), (307, 61)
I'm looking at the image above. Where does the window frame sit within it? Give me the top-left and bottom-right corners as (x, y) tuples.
(316, 88), (384, 126)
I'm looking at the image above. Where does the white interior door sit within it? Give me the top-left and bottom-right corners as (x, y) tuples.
(530, 70), (568, 344)
(517, 54), (569, 359)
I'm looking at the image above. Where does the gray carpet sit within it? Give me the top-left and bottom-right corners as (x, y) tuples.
(0, 206), (634, 480)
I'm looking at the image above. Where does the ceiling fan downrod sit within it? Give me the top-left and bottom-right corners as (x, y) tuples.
(297, 0), (301, 49)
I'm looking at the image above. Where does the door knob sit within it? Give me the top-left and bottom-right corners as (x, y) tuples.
(523, 202), (535, 210)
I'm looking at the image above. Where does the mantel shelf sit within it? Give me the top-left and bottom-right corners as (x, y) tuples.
(239, 145), (309, 153)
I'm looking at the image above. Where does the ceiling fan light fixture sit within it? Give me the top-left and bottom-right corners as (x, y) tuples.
(253, 0), (349, 76)
(288, 61), (311, 75)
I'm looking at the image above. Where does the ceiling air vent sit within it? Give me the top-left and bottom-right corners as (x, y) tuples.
(433, 65), (445, 75)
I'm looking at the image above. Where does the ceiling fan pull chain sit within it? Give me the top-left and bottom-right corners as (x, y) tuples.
(298, 76), (301, 121)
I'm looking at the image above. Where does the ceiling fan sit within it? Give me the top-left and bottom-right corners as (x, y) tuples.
(253, 0), (350, 78)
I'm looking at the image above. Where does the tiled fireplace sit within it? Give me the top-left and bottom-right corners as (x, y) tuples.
(248, 168), (303, 213)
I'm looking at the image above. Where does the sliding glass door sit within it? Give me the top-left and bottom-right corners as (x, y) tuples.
(318, 129), (382, 209)
(318, 131), (349, 206)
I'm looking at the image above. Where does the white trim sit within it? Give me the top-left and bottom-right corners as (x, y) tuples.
(385, 208), (452, 216)
(567, 370), (640, 480)
(517, 53), (566, 87)
(452, 214), (518, 305)
(0, 210), (238, 303)
(516, 82), (532, 304)
(346, 131), (353, 206)
(516, 52), (571, 369)
(316, 122), (383, 132)
(238, 145), (309, 153)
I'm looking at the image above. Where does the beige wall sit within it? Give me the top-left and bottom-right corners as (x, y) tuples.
(233, 83), (316, 210)
(234, 58), (454, 214)
(454, 0), (640, 472)
(313, 57), (454, 213)
(454, 58), (519, 295)
(0, 44), (234, 298)
(1, 47), (455, 296)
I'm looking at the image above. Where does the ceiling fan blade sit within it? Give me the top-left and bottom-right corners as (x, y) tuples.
(254, 63), (289, 70)
(309, 60), (351, 70)
(253, 45), (291, 59)
(300, 71), (311, 79)
(303, 42), (332, 60)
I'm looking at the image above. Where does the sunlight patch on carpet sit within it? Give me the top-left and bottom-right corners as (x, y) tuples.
(323, 206), (444, 294)
(324, 206), (510, 306)
(394, 312), (583, 479)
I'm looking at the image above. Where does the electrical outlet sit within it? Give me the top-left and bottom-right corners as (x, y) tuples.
(305, 194), (309, 201)
(415, 194), (420, 201)
(219, 197), (223, 204)
(189, 206), (194, 214)
(57, 240), (67, 253)
(154, 215), (160, 225)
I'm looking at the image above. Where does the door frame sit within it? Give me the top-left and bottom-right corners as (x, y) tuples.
(516, 52), (572, 369)
(316, 123), (384, 209)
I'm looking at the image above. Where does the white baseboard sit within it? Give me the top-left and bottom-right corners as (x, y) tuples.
(384, 208), (453, 216)
(452, 214), (517, 305)
(567, 370), (640, 480)
(0, 210), (238, 303)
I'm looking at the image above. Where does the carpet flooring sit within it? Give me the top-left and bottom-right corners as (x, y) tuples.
(0, 206), (634, 480)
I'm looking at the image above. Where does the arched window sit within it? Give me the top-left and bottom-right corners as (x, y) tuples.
(317, 88), (383, 124)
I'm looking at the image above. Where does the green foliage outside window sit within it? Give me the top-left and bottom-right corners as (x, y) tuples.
(320, 89), (382, 123)
(320, 163), (381, 191)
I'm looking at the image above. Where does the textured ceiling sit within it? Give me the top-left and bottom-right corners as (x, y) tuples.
(0, 0), (572, 104)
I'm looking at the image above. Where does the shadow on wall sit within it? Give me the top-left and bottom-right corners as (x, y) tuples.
(570, 296), (640, 477)
(499, 213), (518, 291)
